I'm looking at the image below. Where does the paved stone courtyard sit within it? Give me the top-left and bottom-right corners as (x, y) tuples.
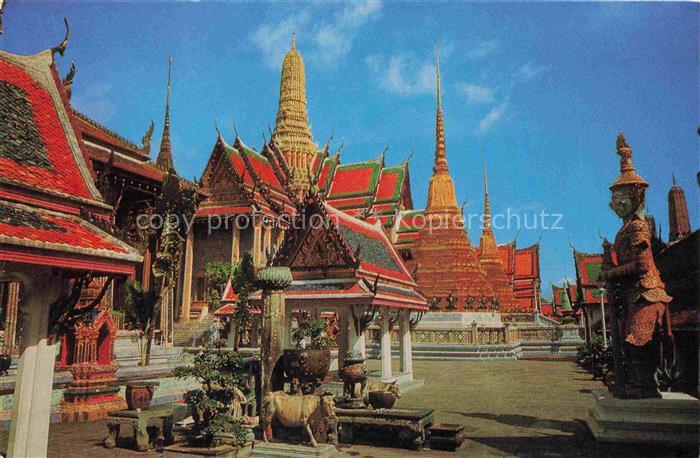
(3, 359), (694, 457)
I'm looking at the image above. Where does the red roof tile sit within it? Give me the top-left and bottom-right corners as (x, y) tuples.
(0, 54), (97, 203)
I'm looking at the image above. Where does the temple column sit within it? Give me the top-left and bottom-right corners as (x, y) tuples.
(275, 228), (285, 250)
(8, 270), (61, 458)
(337, 308), (349, 364)
(180, 228), (194, 323)
(347, 308), (365, 359)
(231, 226), (240, 265)
(263, 224), (272, 262)
(399, 309), (413, 380)
(380, 307), (392, 380)
(253, 219), (263, 266)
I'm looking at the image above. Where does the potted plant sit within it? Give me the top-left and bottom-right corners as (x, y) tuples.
(173, 344), (252, 449)
(282, 315), (334, 394)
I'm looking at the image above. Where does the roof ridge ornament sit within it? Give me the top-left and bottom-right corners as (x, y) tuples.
(0, 0), (7, 35)
(140, 119), (155, 155)
(62, 61), (76, 100)
(51, 17), (70, 57)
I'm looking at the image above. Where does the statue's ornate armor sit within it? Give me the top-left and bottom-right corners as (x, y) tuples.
(611, 216), (672, 347)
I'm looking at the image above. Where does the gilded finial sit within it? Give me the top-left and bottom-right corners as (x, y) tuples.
(51, 17), (70, 57)
(616, 132), (630, 153)
(292, 32), (296, 50)
(483, 159), (491, 228)
(435, 38), (441, 110)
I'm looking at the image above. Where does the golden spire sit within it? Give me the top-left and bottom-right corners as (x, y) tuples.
(433, 41), (448, 173)
(426, 41), (458, 212)
(479, 159), (501, 263)
(273, 33), (316, 190)
(483, 160), (491, 229)
(156, 56), (175, 172)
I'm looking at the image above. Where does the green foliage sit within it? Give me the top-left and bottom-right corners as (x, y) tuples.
(291, 316), (334, 350)
(230, 253), (256, 341)
(205, 262), (235, 310)
(123, 280), (158, 333)
(657, 354), (683, 392)
(123, 280), (159, 366)
(174, 344), (249, 446)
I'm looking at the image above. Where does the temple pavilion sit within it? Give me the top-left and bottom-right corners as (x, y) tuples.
(0, 41), (142, 456)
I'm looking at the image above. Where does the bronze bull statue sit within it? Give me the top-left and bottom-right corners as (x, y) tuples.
(262, 391), (337, 448)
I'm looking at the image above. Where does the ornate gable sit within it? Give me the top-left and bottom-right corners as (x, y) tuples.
(289, 223), (354, 270)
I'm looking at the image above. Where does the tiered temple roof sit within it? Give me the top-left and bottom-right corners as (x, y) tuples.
(0, 46), (141, 274)
(250, 197), (426, 310)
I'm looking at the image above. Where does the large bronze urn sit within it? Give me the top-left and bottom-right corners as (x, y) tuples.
(281, 348), (331, 394)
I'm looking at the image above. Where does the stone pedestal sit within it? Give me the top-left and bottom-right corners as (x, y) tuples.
(585, 389), (700, 447)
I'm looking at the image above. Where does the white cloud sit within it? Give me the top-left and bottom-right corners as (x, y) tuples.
(466, 40), (498, 59)
(518, 61), (547, 80)
(477, 101), (508, 134)
(250, 12), (311, 70)
(251, 3), (381, 70)
(456, 83), (494, 105)
(366, 54), (436, 96)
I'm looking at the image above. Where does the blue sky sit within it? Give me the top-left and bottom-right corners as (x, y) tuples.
(3, 2), (698, 298)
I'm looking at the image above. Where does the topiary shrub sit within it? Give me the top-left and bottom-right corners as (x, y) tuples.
(174, 344), (249, 447)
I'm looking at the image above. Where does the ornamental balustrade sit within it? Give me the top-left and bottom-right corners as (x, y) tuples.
(364, 324), (564, 345)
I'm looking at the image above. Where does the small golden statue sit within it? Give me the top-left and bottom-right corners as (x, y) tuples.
(600, 133), (673, 398)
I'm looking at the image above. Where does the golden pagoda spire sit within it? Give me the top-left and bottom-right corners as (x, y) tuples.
(426, 40), (458, 212)
(479, 159), (502, 263)
(434, 41), (448, 173)
(156, 56), (175, 172)
(273, 33), (316, 191)
(483, 160), (491, 230)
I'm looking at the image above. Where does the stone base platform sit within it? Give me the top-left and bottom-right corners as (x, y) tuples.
(250, 442), (337, 457)
(163, 442), (253, 457)
(586, 389), (700, 447)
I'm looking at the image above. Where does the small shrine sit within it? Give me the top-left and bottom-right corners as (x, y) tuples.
(57, 278), (125, 421)
(250, 196), (427, 383)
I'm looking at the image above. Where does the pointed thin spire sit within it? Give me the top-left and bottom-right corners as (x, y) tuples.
(292, 32), (296, 50)
(156, 56), (175, 172)
(672, 173), (677, 186)
(433, 38), (448, 173)
(483, 160), (491, 229)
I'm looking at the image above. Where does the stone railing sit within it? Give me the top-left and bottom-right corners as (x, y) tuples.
(500, 313), (535, 323)
(365, 324), (565, 346)
(515, 326), (561, 342)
